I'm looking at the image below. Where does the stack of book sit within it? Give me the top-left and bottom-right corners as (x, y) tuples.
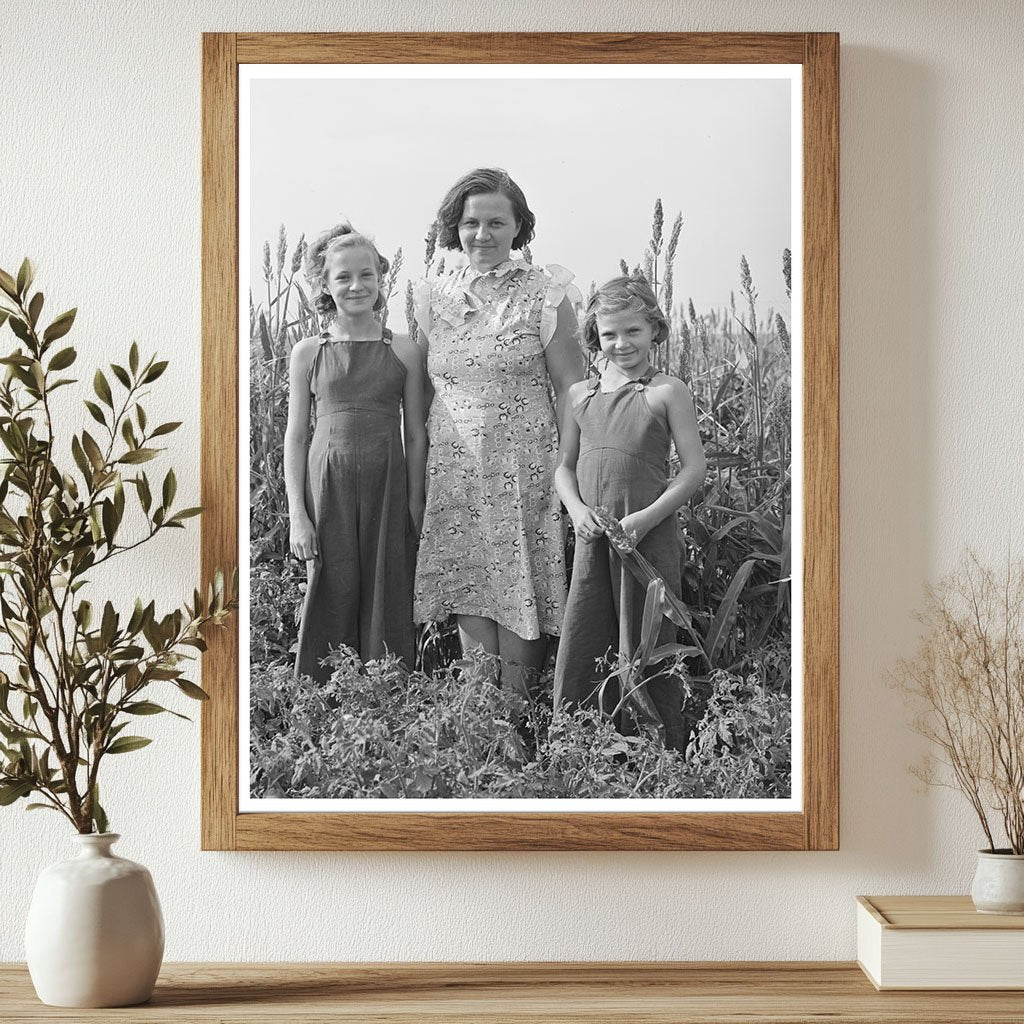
(857, 895), (1024, 990)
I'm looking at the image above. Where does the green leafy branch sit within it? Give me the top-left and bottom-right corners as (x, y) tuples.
(0, 259), (236, 833)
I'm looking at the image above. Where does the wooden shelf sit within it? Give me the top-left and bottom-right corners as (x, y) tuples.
(4, 962), (1024, 1022)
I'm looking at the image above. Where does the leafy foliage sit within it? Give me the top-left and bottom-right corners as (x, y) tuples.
(249, 560), (305, 667)
(0, 260), (236, 832)
(251, 649), (789, 800)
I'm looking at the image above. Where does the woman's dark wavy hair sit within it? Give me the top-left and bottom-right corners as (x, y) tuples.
(580, 276), (671, 353)
(435, 168), (536, 252)
(303, 222), (391, 316)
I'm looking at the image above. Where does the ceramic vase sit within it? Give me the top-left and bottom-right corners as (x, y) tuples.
(971, 849), (1024, 915)
(24, 833), (164, 1007)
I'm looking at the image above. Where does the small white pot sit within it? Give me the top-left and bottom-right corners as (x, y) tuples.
(971, 849), (1024, 915)
(25, 833), (164, 1007)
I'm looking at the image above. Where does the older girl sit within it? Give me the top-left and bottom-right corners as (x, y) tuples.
(286, 223), (426, 679)
(553, 277), (707, 750)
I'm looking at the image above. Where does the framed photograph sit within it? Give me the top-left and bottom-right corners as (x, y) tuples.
(201, 32), (838, 851)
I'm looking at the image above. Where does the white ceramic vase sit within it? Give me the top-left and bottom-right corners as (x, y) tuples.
(24, 833), (164, 1007)
(971, 849), (1024, 915)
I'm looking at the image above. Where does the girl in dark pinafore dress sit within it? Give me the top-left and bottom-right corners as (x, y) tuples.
(553, 277), (707, 751)
(284, 224), (427, 681)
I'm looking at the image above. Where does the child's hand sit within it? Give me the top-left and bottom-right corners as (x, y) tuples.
(289, 514), (318, 561)
(618, 511), (653, 545)
(571, 506), (605, 543)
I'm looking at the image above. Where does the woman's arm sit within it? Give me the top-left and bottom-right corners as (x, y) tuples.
(553, 382), (605, 541)
(393, 335), (428, 535)
(283, 338), (318, 560)
(619, 378), (707, 543)
(416, 327), (435, 419)
(543, 296), (585, 436)
(412, 277), (435, 419)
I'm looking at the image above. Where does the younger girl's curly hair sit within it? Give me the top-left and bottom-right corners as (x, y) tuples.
(580, 276), (670, 353)
(303, 222), (391, 316)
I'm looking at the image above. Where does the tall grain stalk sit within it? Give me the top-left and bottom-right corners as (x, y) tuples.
(251, 229), (315, 563)
(737, 255), (765, 465)
(634, 200), (682, 374)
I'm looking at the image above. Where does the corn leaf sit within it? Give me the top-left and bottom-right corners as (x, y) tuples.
(705, 559), (757, 665)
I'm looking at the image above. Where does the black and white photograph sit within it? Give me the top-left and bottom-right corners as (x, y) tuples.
(241, 64), (802, 811)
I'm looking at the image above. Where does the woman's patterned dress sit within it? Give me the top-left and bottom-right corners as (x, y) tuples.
(413, 258), (577, 640)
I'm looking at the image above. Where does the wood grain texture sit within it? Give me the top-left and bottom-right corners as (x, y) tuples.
(235, 32), (807, 64)
(233, 810), (805, 852)
(200, 32), (238, 852)
(801, 33), (841, 851)
(3, 962), (1023, 1023)
(200, 32), (841, 851)
(862, 895), (1024, 930)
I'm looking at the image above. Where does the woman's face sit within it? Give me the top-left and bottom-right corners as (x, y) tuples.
(458, 192), (520, 271)
(325, 246), (380, 318)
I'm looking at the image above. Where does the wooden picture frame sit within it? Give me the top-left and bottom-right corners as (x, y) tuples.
(201, 32), (838, 851)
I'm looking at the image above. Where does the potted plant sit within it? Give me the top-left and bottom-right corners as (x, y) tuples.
(0, 259), (235, 1005)
(895, 552), (1024, 914)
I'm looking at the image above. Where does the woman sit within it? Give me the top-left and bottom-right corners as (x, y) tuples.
(413, 168), (584, 692)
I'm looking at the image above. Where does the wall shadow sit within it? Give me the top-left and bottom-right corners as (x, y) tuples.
(837, 45), (936, 869)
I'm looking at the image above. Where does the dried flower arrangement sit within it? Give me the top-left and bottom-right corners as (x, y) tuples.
(895, 552), (1024, 854)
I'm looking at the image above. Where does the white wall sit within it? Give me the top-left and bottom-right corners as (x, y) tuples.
(2, 0), (1022, 961)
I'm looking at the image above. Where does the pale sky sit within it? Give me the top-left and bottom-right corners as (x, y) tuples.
(246, 72), (794, 321)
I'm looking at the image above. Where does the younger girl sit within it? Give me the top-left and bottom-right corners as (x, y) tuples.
(552, 277), (707, 751)
(285, 223), (427, 680)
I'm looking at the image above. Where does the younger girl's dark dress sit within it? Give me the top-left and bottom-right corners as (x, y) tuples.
(552, 371), (688, 751)
(294, 328), (415, 681)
